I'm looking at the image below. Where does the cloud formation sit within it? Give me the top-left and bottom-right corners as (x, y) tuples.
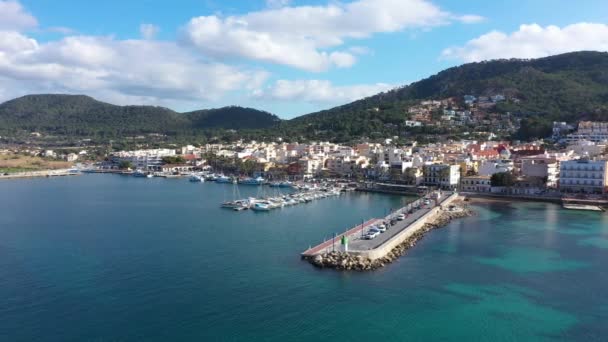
(0, 0), (36, 30)
(140, 23), (160, 40)
(253, 79), (393, 103)
(265, 0), (292, 9)
(183, 0), (477, 71)
(442, 23), (608, 62)
(0, 30), (269, 106)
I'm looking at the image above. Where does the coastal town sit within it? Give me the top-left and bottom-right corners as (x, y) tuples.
(3, 120), (607, 206)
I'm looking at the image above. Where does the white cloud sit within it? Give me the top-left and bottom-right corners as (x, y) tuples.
(253, 79), (393, 104)
(455, 14), (485, 24)
(266, 0), (292, 8)
(442, 23), (608, 62)
(47, 26), (76, 35)
(0, 31), (270, 106)
(0, 0), (37, 31)
(140, 23), (160, 40)
(183, 0), (478, 71)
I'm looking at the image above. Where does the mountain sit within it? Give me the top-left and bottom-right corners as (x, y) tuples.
(280, 51), (608, 140)
(186, 107), (281, 130)
(0, 94), (280, 138)
(1, 51), (607, 143)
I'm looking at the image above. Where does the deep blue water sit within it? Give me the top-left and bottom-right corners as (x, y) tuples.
(0, 174), (607, 341)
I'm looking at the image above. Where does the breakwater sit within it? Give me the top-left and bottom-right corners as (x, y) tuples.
(0, 169), (80, 180)
(308, 205), (473, 271)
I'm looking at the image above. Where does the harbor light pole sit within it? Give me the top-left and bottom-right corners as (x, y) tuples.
(332, 233), (336, 252)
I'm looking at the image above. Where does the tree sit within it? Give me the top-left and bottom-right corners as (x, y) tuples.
(118, 160), (133, 170)
(162, 156), (186, 164)
(491, 172), (516, 187)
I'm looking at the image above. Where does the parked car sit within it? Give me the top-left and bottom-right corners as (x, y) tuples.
(389, 219), (398, 226)
(397, 214), (406, 221)
(376, 224), (387, 232)
(423, 199), (431, 205)
(364, 230), (381, 239)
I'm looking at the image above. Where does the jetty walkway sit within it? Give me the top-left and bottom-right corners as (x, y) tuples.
(302, 191), (459, 261)
(0, 169), (80, 180)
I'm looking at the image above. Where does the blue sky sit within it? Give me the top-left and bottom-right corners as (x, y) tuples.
(1, 0), (607, 118)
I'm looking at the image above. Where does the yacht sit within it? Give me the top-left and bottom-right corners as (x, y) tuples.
(216, 175), (233, 183)
(252, 202), (271, 211)
(189, 174), (204, 182)
(279, 181), (294, 188)
(133, 170), (151, 178)
(240, 177), (265, 185)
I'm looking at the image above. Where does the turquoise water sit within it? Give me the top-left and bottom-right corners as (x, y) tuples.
(1, 175), (607, 341)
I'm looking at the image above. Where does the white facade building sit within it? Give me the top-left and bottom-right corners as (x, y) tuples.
(559, 159), (608, 194)
(423, 164), (461, 190)
(112, 149), (176, 169)
(478, 160), (514, 176)
(566, 121), (608, 143)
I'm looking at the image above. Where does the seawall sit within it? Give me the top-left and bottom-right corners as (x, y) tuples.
(349, 193), (460, 260)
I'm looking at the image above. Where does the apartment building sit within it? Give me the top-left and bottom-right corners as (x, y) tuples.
(559, 159), (608, 194)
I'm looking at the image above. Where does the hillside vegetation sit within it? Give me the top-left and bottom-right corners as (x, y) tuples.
(1, 51), (607, 143)
(0, 94), (281, 138)
(278, 51), (608, 140)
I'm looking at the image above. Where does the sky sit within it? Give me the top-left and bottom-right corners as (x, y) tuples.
(0, 0), (607, 118)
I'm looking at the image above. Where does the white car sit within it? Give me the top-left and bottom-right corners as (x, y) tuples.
(376, 224), (387, 232)
(423, 199), (431, 205)
(397, 214), (406, 221)
(364, 229), (381, 239)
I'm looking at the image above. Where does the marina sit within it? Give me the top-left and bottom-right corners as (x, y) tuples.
(221, 185), (343, 211)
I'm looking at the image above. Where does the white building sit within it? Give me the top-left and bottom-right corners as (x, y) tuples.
(559, 159), (608, 194)
(460, 175), (492, 193)
(566, 121), (608, 143)
(326, 156), (369, 176)
(567, 140), (606, 157)
(112, 149), (176, 169)
(423, 164), (461, 190)
(66, 153), (79, 162)
(298, 157), (324, 178)
(478, 160), (514, 176)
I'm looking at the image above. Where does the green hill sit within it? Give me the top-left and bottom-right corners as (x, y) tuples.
(279, 51), (608, 141)
(0, 94), (280, 138)
(1, 51), (607, 142)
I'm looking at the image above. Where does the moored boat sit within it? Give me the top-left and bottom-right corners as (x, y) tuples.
(240, 177), (265, 185)
(189, 174), (204, 182)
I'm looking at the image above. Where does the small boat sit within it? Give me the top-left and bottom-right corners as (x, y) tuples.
(563, 203), (605, 212)
(240, 177), (265, 185)
(279, 181), (294, 188)
(216, 175), (233, 183)
(189, 174), (204, 182)
(252, 202), (271, 211)
(133, 170), (149, 178)
(233, 203), (249, 211)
